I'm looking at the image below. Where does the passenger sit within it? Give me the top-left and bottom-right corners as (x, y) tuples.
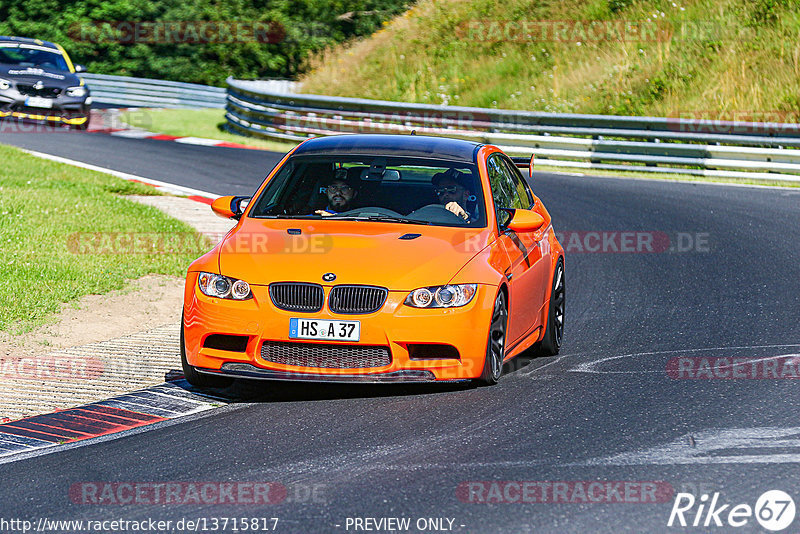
(432, 169), (475, 221)
(315, 171), (359, 216)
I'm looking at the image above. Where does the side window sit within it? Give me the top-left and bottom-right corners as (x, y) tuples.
(249, 161), (295, 216)
(487, 155), (525, 227)
(501, 157), (534, 208)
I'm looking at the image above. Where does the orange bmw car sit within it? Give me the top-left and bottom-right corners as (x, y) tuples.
(181, 135), (564, 387)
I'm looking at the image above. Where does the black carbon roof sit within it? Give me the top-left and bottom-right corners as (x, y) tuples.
(292, 134), (483, 163)
(0, 36), (59, 50)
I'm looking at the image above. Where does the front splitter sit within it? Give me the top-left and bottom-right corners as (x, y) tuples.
(199, 363), (469, 384)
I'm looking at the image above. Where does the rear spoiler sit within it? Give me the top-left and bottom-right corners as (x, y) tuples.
(511, 155), (535, 179)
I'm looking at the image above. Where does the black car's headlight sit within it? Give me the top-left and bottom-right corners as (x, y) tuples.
(405, 284), (477, 308)
(0, 78), (10, 91)
(65, 86), (87, 98)
(198, 272), (252, 300)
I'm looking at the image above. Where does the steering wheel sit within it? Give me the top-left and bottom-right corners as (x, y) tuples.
(334, 207), (407, 218)
(407, 204), (469, 223)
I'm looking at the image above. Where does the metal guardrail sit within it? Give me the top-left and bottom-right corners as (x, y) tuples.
(225, 77), (800, 182)
(82, 73), (227, 109)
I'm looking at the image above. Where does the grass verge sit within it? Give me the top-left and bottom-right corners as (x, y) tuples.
(121, 108), (299, 154)
(300, 0), (800, 119)
(0, 144), (209, 334)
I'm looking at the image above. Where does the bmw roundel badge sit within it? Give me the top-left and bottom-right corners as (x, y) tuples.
(322, 273), (336, 282)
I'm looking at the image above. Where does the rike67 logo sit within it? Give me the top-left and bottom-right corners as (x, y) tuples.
(668, 490), (796, 531)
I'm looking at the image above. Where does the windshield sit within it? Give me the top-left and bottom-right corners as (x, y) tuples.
(249, 155), (486, 227)
(0, 45), (70, 71)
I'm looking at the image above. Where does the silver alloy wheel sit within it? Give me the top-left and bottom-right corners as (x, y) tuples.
(552, 262), (565, 347)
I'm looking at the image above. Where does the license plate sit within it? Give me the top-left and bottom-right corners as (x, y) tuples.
(25, 96), (53, 109)
(289, 318), (360, 342)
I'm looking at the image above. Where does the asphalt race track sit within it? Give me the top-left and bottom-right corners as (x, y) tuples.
(2, 130), (800, 533)
(0, 130), (283, 197)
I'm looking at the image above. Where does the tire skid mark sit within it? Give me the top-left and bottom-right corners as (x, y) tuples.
(576, 426), (800, 466)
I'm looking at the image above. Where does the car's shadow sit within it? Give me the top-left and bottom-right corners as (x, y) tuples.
(169, 345), (549, 404)
(173, 376), (477, 404)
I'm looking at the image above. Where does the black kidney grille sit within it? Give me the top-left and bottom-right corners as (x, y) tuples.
(260, 341), (391, 369)
(329, 285), (388, 314)
(269, 283), (324, 312)
(17, 85), (61, 98)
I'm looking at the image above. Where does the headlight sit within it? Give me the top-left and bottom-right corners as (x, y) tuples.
(0, 78), (10, 91)
(197, 272), (252, 300)
(66, 86), (87, 98)
(405, 284), (477, 308)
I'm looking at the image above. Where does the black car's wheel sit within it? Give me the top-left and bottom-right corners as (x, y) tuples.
(478, 290), (508, 386)
(537, 258), (565, 356)
(71, 118), (89, 131)
(180, 315), (233, 388)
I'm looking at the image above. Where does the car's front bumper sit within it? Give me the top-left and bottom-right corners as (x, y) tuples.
(183, 273), (497, 383)
(0, 91), (89, 126)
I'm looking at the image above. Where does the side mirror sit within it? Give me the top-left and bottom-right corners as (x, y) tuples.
(74, 64), (86, 73)
(211, 195), (250, 220)
(506, 209), (545, 233)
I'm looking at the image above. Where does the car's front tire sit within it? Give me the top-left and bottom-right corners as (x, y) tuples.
(180, 315), (234, 389)
(537, 258), (565, 356)
(477, 290), (508, 386)
(70, 114), (90, 131)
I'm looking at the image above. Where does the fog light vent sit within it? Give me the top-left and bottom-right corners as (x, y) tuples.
(203, 334), (249, 352)
(407, 344), (460, 360)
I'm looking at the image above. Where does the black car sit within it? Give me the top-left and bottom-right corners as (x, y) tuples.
(0, 36), (91, 130)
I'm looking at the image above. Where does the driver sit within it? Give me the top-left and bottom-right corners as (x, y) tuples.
(315, 170), (359, 216)
(432, 169), (474, 221)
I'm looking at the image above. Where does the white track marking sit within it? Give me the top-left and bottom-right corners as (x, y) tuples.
(173, 136), (225, 146)
(109, 129), (160, 138)
(568, 344), (800, 375)
(20, 148), (218, 199)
